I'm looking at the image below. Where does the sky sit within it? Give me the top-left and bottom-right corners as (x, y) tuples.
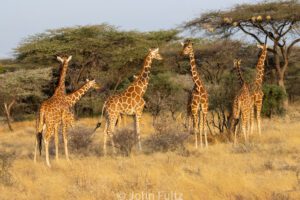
(0, 0), (256, 58)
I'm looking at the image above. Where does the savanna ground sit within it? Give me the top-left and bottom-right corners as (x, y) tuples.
(1, 105), (300, 200)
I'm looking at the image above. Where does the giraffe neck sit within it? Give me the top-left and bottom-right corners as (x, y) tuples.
(131, 53), (153, 95)
(54, 61), (68, 96)
(254, 48), (267, 88)
(65, 82), (92, 107)
(235, 66), (245, 87)
(189, 51), (204, 89)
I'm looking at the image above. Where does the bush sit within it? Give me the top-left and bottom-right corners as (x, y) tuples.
(68, 126), (96, 155)
(262, 84), (286, 117)
(144, 121), (189, 154)
(113, 128), (138, 156)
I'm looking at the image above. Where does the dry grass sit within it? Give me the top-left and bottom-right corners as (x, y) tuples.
(0, 106), (300, 200)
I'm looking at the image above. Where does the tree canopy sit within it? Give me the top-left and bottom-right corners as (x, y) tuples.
(185, 0), (300, 107)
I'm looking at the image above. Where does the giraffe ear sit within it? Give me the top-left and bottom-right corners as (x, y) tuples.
(180, 42), (184, 46)
(57, 56), (64, 63)
(86, 79), (89, 82)
(153, 48), (159, 52)
(67, 55), (72, 62)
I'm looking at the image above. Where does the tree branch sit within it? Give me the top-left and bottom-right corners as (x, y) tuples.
(287, 38), (300, 56)
(238, 24), (263, 44)
(281, 21), (295, 37)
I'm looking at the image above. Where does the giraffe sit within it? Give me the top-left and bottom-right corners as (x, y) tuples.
(34, 55), (99, 167)
(251, 44), (268, 136)
(52, 55), (72, 160)
(34, 55), (72, 164)
(96, 48), (163, 156)
(181, 40), (209, 149)
(231, 59), (253, 145)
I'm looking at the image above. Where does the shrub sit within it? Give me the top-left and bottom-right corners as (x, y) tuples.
(144, 121), (189, 154)
(262, 84), (286, 118)
(113, 128), (138, 156)
(68, 126), (95, 155)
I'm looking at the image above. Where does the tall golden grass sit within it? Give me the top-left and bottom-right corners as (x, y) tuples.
(0, 106), (300, 200)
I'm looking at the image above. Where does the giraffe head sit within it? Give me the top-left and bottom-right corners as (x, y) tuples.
(233, 59), (242, 69)
(180, 39), (193, 55)
(149, 48), (163, 60)
(57, 55), (72, 64)
(86, 79), (100, 90)
(257, 43), (268, 50)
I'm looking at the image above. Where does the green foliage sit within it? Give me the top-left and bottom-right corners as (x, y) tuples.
(0, 68), (52, 119)
(0, 66), (5, 74)
(146, 72), (185, 118)
(11, 24), (180, 118)
(262, 84), (287, 117)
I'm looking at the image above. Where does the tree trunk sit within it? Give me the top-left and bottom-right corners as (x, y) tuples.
(3, 100), (15, 132)
(278, 72), (288, 108)
(273, 50), (288, 108)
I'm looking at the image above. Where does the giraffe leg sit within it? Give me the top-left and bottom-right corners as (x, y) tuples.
(135, 113), (142, 151)
(199, 111), (203, 149)
(44, 127), (52, 167)
(234, 122), (238, 146)
(54, 124), (59, 161)
(256, 103), (262, 136)
(34, 134), (38, 163)
(108, 132), (116, 154)
(62, 123), (70, 161)
(45, 140), (51, 167)
(250, 105), (254, 136)
(203, 112), (208, 148)
(241, 115), (247, 143)
(103, 121), (108, 156)
(107, 117), (117, 155)
(192, 113), (199, 149)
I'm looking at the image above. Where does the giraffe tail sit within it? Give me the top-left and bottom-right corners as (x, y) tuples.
(37, 132), (43, 156)
(36, 111), (45, 156)
(94, 101), (106, 132)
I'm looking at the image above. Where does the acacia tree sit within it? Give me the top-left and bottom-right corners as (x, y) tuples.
(185, 0), (300, 107)
(0, 68), (52, 131)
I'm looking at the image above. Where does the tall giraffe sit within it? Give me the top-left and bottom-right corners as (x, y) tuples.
(34, 55), (99, 166)
(181, 40), (209, 148)
(231, 59), (253, 145)
(251, 44), (267, 136)
(96, 48), (163, 156)
(34, 56), (72, 164)
(52, 55), (72, 160)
